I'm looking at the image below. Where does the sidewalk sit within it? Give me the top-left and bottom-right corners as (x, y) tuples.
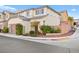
(0, 33), (70, 40)
(46, 30), (74, 37)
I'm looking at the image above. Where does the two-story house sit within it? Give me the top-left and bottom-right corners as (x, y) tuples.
(0, 6), (72, 34)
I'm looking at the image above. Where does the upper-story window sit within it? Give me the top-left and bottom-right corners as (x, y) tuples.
(35, 9), (44, 15)
(26, 11), (30, 16)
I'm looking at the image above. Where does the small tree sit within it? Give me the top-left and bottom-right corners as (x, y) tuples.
(16, 24), (23, 35)
(68, 16), (74, 26)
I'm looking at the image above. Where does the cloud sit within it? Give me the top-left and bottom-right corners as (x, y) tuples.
(0, 5), (16, 12)
(71, 8), (76, 12)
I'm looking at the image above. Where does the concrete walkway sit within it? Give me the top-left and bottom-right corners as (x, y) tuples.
(46, 30), (74, 37)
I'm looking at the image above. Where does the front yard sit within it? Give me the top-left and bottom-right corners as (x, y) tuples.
(0, 23), (75, 38)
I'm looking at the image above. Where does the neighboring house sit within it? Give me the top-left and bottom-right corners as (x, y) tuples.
(59, 11), (72, 33)
(0, 12), (8, 29)
(0, 6), (72, 34)
(74, 19), (79, 27)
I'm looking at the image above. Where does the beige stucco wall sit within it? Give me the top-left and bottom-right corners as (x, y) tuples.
(23, 21), (31, 33)
(0, 23), (4, 29)
(15, 7), (61, 26)
(0, 19), (7, 29)
(18, 10), (33, 18)
(16, 7), (49, 18)
(45, 8), (61, 26)
(0, 22), (8, 29)
(8, 18), (31, 33)
(44, 15), (60, 26)
(30, 13), (61, 33)
(30, 8), (61, 26)
(8, 18), (24, 25)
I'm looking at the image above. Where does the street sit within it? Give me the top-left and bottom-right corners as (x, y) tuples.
(0, 28), (79, 53)
(0, 36), (70, 53)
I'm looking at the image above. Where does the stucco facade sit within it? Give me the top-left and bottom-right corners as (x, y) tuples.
(8, 17), (31, 34)
(0, 6), (72, 34)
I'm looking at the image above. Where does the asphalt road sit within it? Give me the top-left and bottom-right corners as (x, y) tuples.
(0, 27), (79, 53)
(0, 36), (70, 53)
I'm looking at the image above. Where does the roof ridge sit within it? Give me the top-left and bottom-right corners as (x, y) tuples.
(16, 5), (61, 15)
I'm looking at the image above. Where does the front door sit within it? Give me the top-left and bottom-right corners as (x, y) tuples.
(10, 24), (16, 34)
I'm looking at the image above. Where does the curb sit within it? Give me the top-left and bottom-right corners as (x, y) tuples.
(0, 33), (70, 40)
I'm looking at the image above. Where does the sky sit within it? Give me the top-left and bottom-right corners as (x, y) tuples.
(0, 5), (79, 19)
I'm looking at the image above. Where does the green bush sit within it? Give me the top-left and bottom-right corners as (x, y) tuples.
(54, 27), (61, 33)
(40, 25), (52, 33)
(29, 31), (36, 37)
(40, 25), (61, 33)
(16, 24), (23, 35)
(50, 28), (55, 33)
(2, 27), (9, 33)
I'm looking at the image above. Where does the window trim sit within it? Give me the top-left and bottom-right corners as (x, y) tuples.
(35, 9), (44, 15)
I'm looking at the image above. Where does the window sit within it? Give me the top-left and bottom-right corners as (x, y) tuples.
(26, 11), (30, 16)
(35, 9), (44, 15)
(41, 9), (44, 14)
(36, 10), (38, 15)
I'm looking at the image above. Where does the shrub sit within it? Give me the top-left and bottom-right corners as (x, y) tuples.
(50, 27), (55, 33)
(40, 25), (61, 33)
(40, 25), (52, 33)
(16, 24), (23, 35)
(54, 27), (61, 33)
(29, 31), (36, 37)
(2, 27), (9, 33)
(30, 31), (35, 34)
